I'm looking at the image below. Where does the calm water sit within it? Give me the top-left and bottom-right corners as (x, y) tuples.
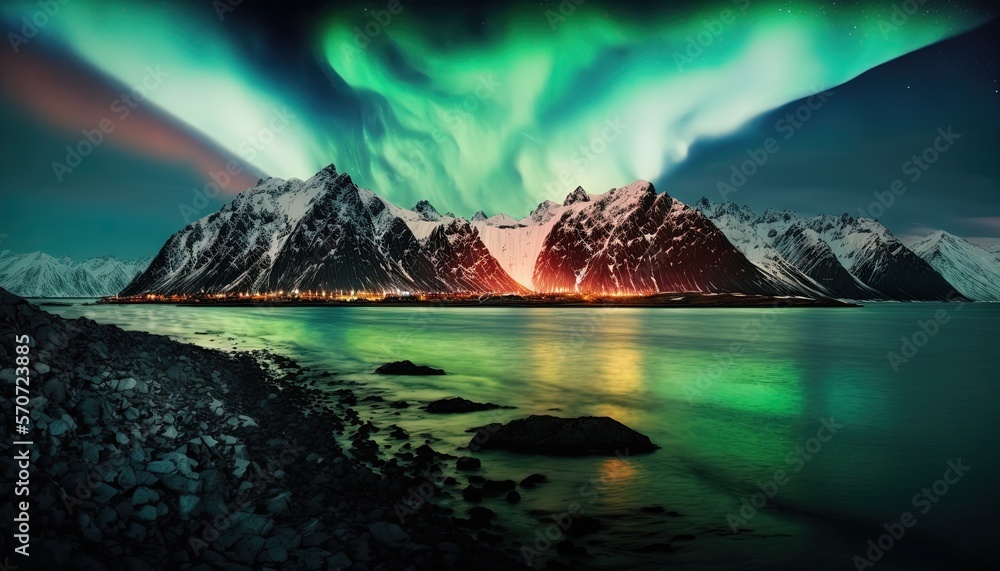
(40, 300), (1000, 570)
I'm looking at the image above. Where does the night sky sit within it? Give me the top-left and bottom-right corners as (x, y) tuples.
(0, 0), (997, 258)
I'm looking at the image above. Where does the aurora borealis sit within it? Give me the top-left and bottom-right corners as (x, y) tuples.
(0, 0), (997, 258)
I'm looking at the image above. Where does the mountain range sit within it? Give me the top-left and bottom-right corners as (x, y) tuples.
(909, 231), (1000, 301)
(0, 251), (151, 297)
(118, 164), (995, 301)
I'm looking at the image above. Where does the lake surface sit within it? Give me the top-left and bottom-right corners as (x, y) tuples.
(40, 300), (1000, 570)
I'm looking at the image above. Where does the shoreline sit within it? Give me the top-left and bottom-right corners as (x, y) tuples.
(0, 288), (534, 570)
(98, 292), (861, 309)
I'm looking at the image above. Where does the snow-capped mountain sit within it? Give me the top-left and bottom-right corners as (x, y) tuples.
(531, 182), (795, 294)
(0, 251), (151, 297)
(910, 231), (1000, 301)
(123, 164), (985, 301)
(123, 165), (526, 295)
(697, 199), (962, 301)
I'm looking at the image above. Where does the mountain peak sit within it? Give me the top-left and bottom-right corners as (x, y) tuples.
(413, 200), (442, 221)
(563, 186), (590, 206)
(471, 210), (488, 223)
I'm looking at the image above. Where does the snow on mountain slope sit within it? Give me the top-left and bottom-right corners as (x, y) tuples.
(124, 165), (523, 295)
(0, 252), (151, 297)
(695, 199), (832, 297)
(910, 231), (1000, 301)
(470, 199), (577, 290)
(698, 199), (960, 301)
(532, 182), (797, 295)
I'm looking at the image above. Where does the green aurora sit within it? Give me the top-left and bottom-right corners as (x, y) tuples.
(1, 0), (991, 217)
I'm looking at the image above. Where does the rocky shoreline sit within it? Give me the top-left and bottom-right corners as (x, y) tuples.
(0, 288), (537, 570)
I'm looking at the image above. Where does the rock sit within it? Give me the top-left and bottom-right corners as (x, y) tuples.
(122, 522), (146, 542)
(455, 457), (481, 471)
(146, 460), (176, 474)
(506, 491), (521, 503)
(567, 514), (603, 537)
(42, 377), (66, 403)
(374, 360), (445, 376)
(135, 505), (158, 521)
(481, 480), (516, 495)
(468, 506), (495, 525)
(178, 495), (200, 517)
(259, 547), (288, 564)
(234, 535), (266, 562)
(462, 485), (483, 503)
(557, 539), (588, 557)
(672, 534), (696, 541)
(469, 415), (658, 455)
(48, 418), (71, 436)
(368, 521), (409, 544)
(131, 486), (160, 506)
(113, 377), (138, 392)
(389, 400), (410, 409)
(520, 473), (548, 488)
(425, 397), (510, 414)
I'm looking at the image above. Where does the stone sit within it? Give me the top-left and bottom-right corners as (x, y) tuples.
(520, 473), (549, 488)
(455, 457), (481, 471)
(146, 460), (176, 474)
(234, 535), (265, 562)
(48, 418), (71, 436)
(135, 505), (157, 521)
(425, 397), (510, 414)
(368, 521), (409, 544)
(178, 495), (200, 517)
(131, 486), (159, 506)
(469, 415), (658, 455)
(374, 360), (445, 376)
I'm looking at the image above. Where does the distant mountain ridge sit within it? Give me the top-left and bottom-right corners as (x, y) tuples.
(0, 252), (151, 297)
(119, 164), (991, 301)
(910, 230), (1000, 301)
(695, 199), (967, 301)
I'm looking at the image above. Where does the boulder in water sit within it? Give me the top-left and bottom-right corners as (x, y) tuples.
(469, 415), (657, 455)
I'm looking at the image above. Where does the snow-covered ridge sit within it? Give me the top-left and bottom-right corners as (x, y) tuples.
(0, 251), (151, 297)
(113, 163), (990, 300)
(696, 198), (970, 301)
(910, 230), (1000, 301)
